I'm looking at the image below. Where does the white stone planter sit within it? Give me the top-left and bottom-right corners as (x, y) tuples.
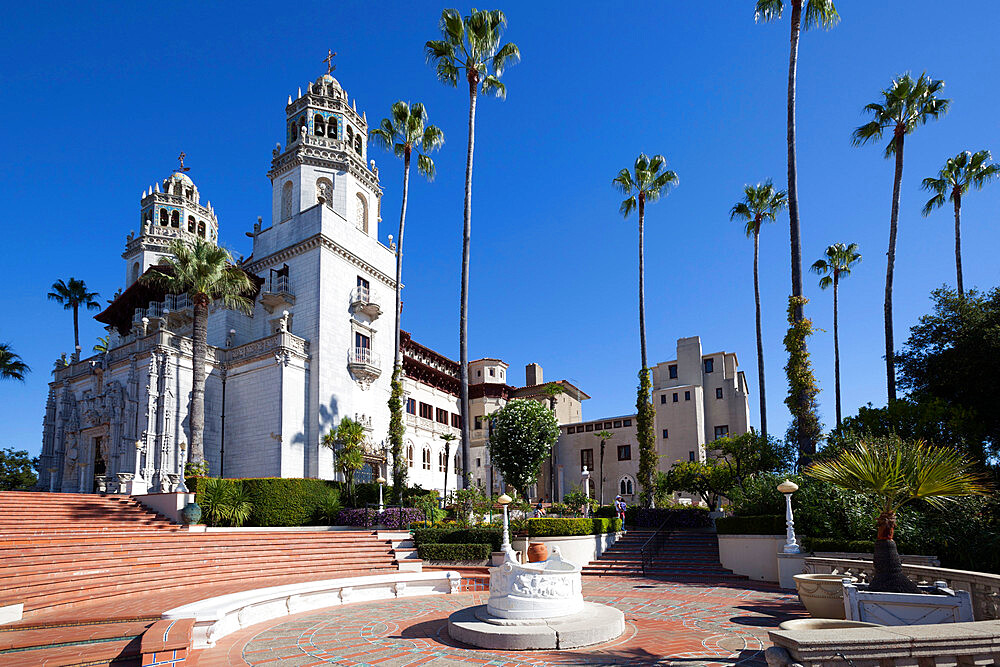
(717, 534), (785, 582)
(511, 532), (618, 569)
(793, 573), (856, 619)
(843, 580), (974, 626)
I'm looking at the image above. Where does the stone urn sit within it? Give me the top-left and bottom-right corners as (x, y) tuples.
(526, 542), (548, 563)
(779, 618), (883, 631)
(794, 573), (856, 619)
(181, 501), (202, 526)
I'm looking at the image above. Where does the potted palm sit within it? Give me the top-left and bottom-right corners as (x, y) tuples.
(805, 436), (988, 625)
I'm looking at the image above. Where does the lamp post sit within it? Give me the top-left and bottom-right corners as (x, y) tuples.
(581, 466), (591, 516)
(498, 493), (513, 554)
(377, 475), (386, 511)
(777, 479), (800, 554)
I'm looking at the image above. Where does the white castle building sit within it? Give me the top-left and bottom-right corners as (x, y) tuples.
(36, 69), (751, 502)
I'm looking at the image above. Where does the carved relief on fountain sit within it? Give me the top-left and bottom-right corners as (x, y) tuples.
(486, 547), (585, 619)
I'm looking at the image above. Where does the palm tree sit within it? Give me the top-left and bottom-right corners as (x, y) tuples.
(93, 336), (110, 354)
(440, 432), (456, 502)
(0, 343), (29, 382)
(371, 101), (444, 499)
(811, 243), (862, 429)
(48, 278), (100, 353)
(730, 180), (788, 439)
(540, 383), (564, 500)
(323, 417), (366, 506)
(426, 8), (520, 486)
(614, 153), (678, 507)
(852, 72), (950, 403)
(141, 239), (253, 473)
(921, 150), (999, 297)
(755, 0), (839, 323)
(806, 436), (988, 593)
(596, 430), (613, 506)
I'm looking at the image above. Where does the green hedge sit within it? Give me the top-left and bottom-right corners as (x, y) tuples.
(412, 526), (503, 552)
(191, 477), (345, 527)
(526, 517), (621, 537)
(416, 543), (491, 561)
(715, 515), (786, 535)
(805, 537), (876, 554)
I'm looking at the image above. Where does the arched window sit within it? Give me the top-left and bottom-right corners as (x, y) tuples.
(281, 181), (293, 221)
(438, 451), (447, 473)
(170, 210), (180, 228)
(197, 221), (206, 238)
(406, 444), (414, 468)
(346, 125), (354, 145)
(314, 114), (325, 137)
(288, 121), (297, 144)
(422, 447), (432, 470)
(187, 215), (196, 233)
(328, 117), (339, 139)
(619, 476), (635, 496)
(355, 193), (368, 234)
(130, 262), (140, 284)
(454, 453), (460, 476)
(299, 116), (306, 138)
(354, 134), (363, 155)
(159, 208), (168, 226)
(316, 177), (333, 205)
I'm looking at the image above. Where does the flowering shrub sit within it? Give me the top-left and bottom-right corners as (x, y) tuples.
(335, 506), (425, 528)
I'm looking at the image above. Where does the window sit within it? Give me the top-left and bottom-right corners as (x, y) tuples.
(422, 448), (431, 470)
(281, 181), (293, 220)
(354, 333), (371, 363)
(328, 117), (339, 138)
(617, 445), (631, 461)
(477, 370), (482, 377)
(714, 425), (729, 440)
(489, 368), (495, 377)
(438, 451), (447, 473)
(716, 387), (724, 399)
(451, 413), (461, 428)
(405, 398), (416, 415)
(662, 429), (669, 439)
(585, 424), (594, 432)
(476, 457), (482, 468)
(604, 422), (612, 429)
(623, 419), (631, 427)
(407, 445), (414, 468)
(357, 275), (370, 297)
(316, 177), (332, 205)
(419, 402), (433, 420)
(313, 114), (325, 137)
(436, 408), (449, 425)
(567, 426), (575, 434)
(689, 451), (696, 462)
(660, 394), (666, 404)
(704, 358), (714, 373)
(685, 391), (691, 401)
(580, 448), (594, 470)
(355, 193), (368, 233)
(197, 221), (205, 238)
(619, 477), (634, 496)
(159, 208), (168, 226)
(346, 125), (354, 145)
(187, 215), (196, 232)
(474, 416), (483, 430)
(672, 393), (679, 403)
(613, 420), (622, 428)
(454, 454), (460, 475)
(170, 210), (180, 227)
(669, 364), (678, 379)
(354, 134), (363, 155)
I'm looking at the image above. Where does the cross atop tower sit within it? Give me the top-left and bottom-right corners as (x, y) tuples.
(177, 152), (190, 173)
(322, 49), (337, 74)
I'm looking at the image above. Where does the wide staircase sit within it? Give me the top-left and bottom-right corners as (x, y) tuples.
(0, 491), (404, 666)
(582, 528), (747, 582)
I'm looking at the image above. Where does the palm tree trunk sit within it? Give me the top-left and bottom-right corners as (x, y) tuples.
(389, 151), (411, 503)
(885, 131), (904, 403)
(753, 228), (767, 439)
(459, 77), (478, 487)
(869, 510), (920, 593)
(394, 151), (410, 371)
(190, 295), (209, 467)
(443, 441), (450, 503)
(953, 192), (963, 297)
(833, 272), (841, 429)
(787, 0), (804, 320)
(638, 195), (647, 370)
(72, 304), (80, 352)
(599, 439), (605, 506)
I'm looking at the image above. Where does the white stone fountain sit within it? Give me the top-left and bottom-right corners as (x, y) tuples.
(447, 494), (625, 650)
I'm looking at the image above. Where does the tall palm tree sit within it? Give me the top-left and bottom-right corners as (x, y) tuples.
(595, 430), (613, 506)
(810, 242), (862, 429)
(730, 180), (788, 439)
(852, 73), (950, 403)
(0, 343), (29, 382)
(440, 432), (456, 502)
(754, 0), (839, 321)
(806, 436), (988, 593)
(371, 101), (444, 499)
(921, 150), (999, 297)
(48, 278), (100, 352)
(426, 8), (520, 485)
(141, 239), (253, 473)
(614, 153), (679, 507)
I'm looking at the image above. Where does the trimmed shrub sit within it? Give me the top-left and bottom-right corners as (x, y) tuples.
(593, 505), (617, 519)
(715, 515), (786, 535)
(416, 543), (491, 561)
(804, 537), (876, 554)
(526, 517), (621, 537)
(239, 478), (339, 527)
(412, 526), (503, 552)
(625, 506), (712, 529)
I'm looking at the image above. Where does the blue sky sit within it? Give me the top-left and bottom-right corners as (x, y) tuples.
(2, 2), (999, 457)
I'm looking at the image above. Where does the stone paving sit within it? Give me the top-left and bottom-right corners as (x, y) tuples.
(193, 576), (805, 666)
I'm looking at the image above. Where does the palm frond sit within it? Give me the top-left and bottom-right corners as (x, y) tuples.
(619, 196), (636, 219)
(416, 153), (436, 181)
(803, 0), (840, 30)
(480, 74), (506, 99)
(754, 0), (784, 23)
(921, 192), (946, 217)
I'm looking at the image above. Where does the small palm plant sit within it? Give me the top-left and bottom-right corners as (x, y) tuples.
(811, 243), (862, 429)
(805, 436), (988, 593)
(324, 417), (367, 506)
(440, 432), (457, 501)
(0, 343), (30, 382)
(596, 430), (613, 505)
(921, 150), (999, 297)
(199, 478), (253, 527)
(48, 278), (101, 352)
(93, 336), (111, 354)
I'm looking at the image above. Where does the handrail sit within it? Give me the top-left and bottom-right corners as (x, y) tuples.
(640, 519), (672, 577)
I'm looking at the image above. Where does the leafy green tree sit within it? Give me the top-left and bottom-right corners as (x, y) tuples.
(613, 153), (679, 507)
(806, 436), (988, 593)
(141, 239), (254, 472)
(323, 417), (367, 506)
(754, 0), (839, 322)
(896, 287), (1000, 457)
(486, 399), (559, 501)
(921, 150), (999, 297)
(811, 242), (862, 429)
(371, 101), (444, 501)
(713, 431), (795, 492)
(48, 278), (100, 352)
(595, 430), (613, 505)
(0, 343), (29, 382)
(852, 73), (950, 402)
(426, 8), (520, 485)
(0, 447), (38, 490)
(657, 460), (733, 511)
(730, 180), (788, 438)
(784, 296), (822, 459)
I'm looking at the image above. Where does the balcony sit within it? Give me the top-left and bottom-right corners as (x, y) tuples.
(347, 346), (381, 388)
(349, 286), (381, 321)
(261, 274), (295, 313)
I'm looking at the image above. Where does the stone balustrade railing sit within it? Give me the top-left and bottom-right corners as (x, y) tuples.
(805, 556), (1000, 621)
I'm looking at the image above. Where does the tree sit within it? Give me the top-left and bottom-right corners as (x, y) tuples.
(613, 153), (679, 507)
(48, 278), (100, 353)
(141, 239), (253, 474)
(896, 287), (1000, 458)
(754, 0), (839, 320)
(921, 150), (999, 297)
(784, 296), (822, 459)
(595, 430), (613, 506)
(323, 417), (367, 506)
(806, 436), (988, 593)
(440, 432), (456, 501)
(486, 399), (559, 500)
(0, 343), (29, 382)
(371, 101), (444, 502)
(0, 447), (38, 490)
(657, 460), (733, 511)
(426, 8), (520, 486)
(539, 382), (564, 500)
(93, 336), (110, 354)
(810, 242), (862, 429)
(730, 180), (788, 438)
(852, 72), (950, 402)
(713, 431), (796, 492)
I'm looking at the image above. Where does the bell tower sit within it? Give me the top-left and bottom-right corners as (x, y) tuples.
(267, 58), (381, 237)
